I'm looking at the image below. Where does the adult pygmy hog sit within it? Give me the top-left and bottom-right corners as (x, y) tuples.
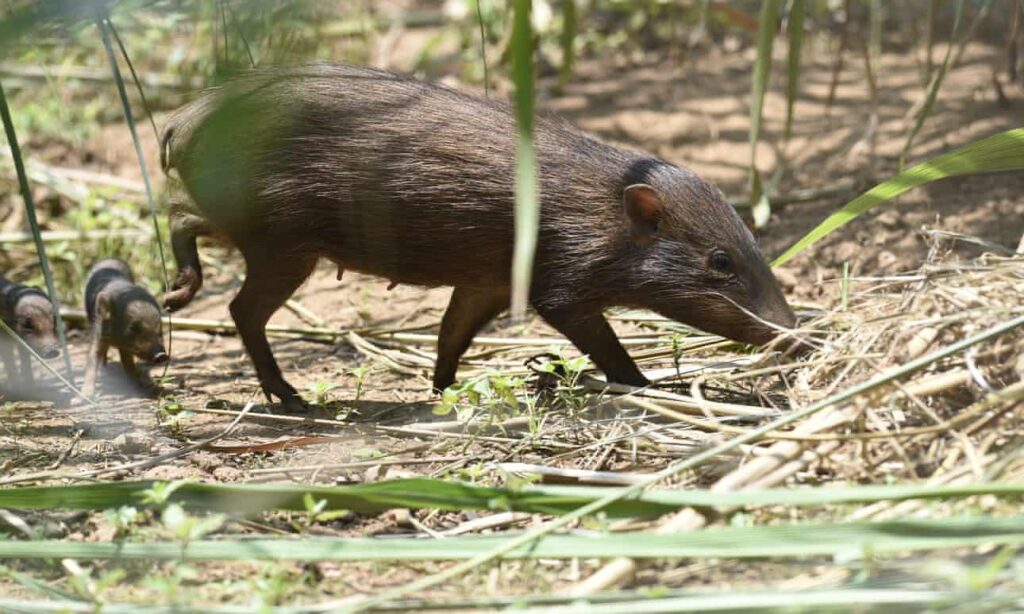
(0, 274), (60, 385)
(161, 64), (796, 412)
(82, 259), (168, 398)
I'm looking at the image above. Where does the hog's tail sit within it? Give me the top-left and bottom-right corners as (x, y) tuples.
(159, 124), (175, 173)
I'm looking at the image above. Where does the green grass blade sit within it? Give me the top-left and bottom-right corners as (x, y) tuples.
(774, 127), (1024, 267)
(6, 478), (1024, 519)
(224, 2), (256, 68)
(784, 0), (805, 142)
(748, 0), (781, 228)
(3, 516), (1023, 562)
(900, 0), (964, 168)
(0, 478), (676, 518)
(509, 0), (539, 319)
(475, 0), (490, 96)
(97, 15), (174, 377)
(0, 80), (73, 379)
(97, 16), (169, 293)
(0, 588), (993, 613)
(559, 0), (577, 87)
(106, 18), (161, 142)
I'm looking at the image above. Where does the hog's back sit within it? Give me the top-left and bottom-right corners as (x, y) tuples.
(164, 65), (629, 290)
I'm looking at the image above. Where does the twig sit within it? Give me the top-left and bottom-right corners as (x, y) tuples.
(0, 63), (203, 90)
(248, 456), (458, 476)
(441, 511), (531, 536)
(46, 429), (83, 470)
(185, 406), (579, 450)
(0, 229), (150, 244)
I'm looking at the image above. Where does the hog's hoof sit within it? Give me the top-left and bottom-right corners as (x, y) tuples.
(139, 382), (162, 398)
(278, 395), (308, 414)
(607, 372), (651, 388)
(431, 373), (455, 396)
(162, 288), (194, 312)
(70, 393), (94, 407)
(263, 386), (307, 413)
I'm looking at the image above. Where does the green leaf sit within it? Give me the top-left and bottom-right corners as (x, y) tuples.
(900, 0), (964, 167)
(0, 587), (1000, 613)
(6, 479), (1024, 518)
(559, 0), (577, 87)
(0, 80), (73, 377)
(510, 0), (539, 319)
(2, 516), (1023, 562)
(784, 0), (805, 142)
(774, 128), (1024, 267)
(747, 0), (781, 228)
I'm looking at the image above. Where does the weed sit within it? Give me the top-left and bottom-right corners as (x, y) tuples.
(434, 369), (534, 427)
(161, 503), (225, 543)
(306, 380), (338, 406)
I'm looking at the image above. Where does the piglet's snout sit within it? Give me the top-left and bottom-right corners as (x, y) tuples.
(150, 349), (169, 364)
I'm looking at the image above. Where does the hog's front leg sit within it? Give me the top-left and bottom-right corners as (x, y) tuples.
(534, 304), (650, 387)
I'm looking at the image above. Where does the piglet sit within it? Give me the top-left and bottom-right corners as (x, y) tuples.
(0, 274), (60, 386)
(82, 259), (167, 398)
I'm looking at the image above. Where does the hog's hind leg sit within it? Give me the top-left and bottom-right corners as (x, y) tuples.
(163, 197), (209, 312)
(230, 250), (316, 412)
(433, 287), (508, 392)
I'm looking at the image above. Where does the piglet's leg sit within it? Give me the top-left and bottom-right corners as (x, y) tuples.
(533, 304), (650, 387)
(0, 335), (17, 383)
(118, 346), (158, 395)
(81, 320), (109, 399)
(433, 287), (508, 392)
(16, 343), (33, 387)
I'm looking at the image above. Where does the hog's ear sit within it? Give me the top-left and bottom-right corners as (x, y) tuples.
(96, 292), (112, 321)
(623, 184), (664, 242)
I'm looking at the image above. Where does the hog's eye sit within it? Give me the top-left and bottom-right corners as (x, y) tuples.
(20, 319), (33, 332)
(709, 250), (733, 274)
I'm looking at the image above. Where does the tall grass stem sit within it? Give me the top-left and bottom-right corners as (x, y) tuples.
(0, 80), (73, 379)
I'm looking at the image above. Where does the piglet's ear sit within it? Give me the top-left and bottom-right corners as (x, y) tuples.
(623, 183), (664, 242)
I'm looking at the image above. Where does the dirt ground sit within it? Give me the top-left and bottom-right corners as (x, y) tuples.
(2, 29), (1024, 603)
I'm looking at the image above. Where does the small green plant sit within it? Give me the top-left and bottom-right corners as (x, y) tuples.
(299, 493), (349, 529)
(103, 505), (142, 538)
(158, 399), (193, 436)
(142, 563), (198, 608)
(250, 564), (294, 608)
(306, 380), (338, 406)
(62, 559), (126, 605)
(161, 503), (225, 544)
(139, 480), (187, 508)
(434, 369), (532, 425)
(536, 350), (591, 417)
(348, 365), (371, 404)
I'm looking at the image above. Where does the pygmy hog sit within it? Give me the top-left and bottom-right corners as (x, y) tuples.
(0, 274), (60, 385)
(82, 259), (167, 398)
(161, 64), (797, 411)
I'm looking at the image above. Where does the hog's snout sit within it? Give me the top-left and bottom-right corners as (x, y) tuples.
(29, 336), (61, 359)
(150, 349), (169, 364)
